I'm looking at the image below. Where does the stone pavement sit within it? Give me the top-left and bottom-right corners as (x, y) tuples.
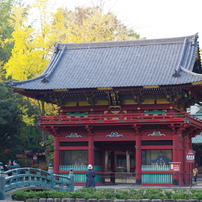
(74, 183), (202, 191)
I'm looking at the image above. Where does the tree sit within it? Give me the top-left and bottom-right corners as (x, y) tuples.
(0, 0), (15, 61)
(50, 6), (140, 43)
(0, 0), (16, 80)
(0, 87), (44, 166)
(3, 0), (59, 164)
(0, 2), (47, 161)
(0, 81), (22, 151)
(4, 5), (50, 81)
(0, 79), (44, 166)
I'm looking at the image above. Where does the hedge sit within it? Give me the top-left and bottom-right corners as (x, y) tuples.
(12, 187), (202, 201)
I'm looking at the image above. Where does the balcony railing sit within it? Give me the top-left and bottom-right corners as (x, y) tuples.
(37, 112), (202, 127)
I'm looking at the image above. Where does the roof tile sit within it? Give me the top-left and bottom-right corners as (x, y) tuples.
(11, 34), (202, 90)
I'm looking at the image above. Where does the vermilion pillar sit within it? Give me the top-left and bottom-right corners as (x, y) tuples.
(54, 136), (59, 173)
(173, 134), (178, 161)
(173, 134), (179, 185)
(88, 134), (94, 165)
(136, 134), (141, 185)
(181, 135), (186, 185)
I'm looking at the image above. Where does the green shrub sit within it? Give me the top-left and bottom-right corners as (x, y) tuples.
(171, 193), (190, 200)
(13, 190), (37, 201)
(189, 189), (202, 200)
(12, 187), (202, 201)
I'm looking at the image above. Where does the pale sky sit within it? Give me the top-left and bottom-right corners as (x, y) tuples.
(53, 0), (202, 45)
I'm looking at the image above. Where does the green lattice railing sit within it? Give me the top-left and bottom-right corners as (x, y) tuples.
(0, 163), (74, 200)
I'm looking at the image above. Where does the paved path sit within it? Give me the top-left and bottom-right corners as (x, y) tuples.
(74, 183), (202, 191)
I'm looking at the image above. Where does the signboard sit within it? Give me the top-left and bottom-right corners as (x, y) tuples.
(186, 149), (195, 163)
(170, 162), (181, 172)
(33, 154), (37, 160)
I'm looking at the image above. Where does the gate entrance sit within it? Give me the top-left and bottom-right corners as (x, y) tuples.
(94, 141), (136, 184)
(105, 150), (135, 172)
(104, 150), (135, 183)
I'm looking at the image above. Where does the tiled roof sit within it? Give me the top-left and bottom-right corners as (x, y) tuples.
(10, 34), (202, 90)
(192, 133), (202, 143)
(192, 113), (202, 143)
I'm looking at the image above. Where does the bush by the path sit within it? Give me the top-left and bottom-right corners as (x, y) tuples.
(12, 187), (202, 201)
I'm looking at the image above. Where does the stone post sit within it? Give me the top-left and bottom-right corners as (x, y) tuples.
(0, 162), (5, 200)
(48, 164), (54, 188)
(69, 170), (74, 192)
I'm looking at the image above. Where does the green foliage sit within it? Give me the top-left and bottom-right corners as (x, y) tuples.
(95, 188), (117, 199)
(0, 0), (15, 65)
(170, 188), (193, 200)
(12, 190), (32, 201)
(112, 189), (131, 200)
(189, 189), (202, 200)
(141, 188), (168, 199)
(13, 190), (71, 201)
(171, 193), (190, 200)
(13, 187), (202, 201)
(163, 189), (173, 199)
(0, 80), (22, 152)
(0, 79), (43, 163)
(0, 152), (16, 166)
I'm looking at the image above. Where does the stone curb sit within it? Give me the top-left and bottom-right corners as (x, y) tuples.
(19, 199), (202, 202)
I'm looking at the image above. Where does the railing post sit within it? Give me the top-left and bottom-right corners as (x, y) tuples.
(69, 169), (74, 192)
(48, 164), (54, 189)
(0, 162), (5, 200)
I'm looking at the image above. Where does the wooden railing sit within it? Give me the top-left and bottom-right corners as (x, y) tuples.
(37, 112), (202, 126)
(0, 163), (74, 200)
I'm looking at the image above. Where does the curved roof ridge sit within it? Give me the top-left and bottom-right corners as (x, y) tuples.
(11, 74), (44, 86)
(183, 34), (200, 72)
(57, 34), (198, 50)
(172, 34), (199, 77)
(172, 38), (188, 77)
(42, 47), (62, 75)
(180, 66), (202, 78)
(11, 44), (66, 86)
(44, 45), (66, 81)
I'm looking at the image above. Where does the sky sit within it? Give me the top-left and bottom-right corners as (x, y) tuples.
(52, 0), (202, 45)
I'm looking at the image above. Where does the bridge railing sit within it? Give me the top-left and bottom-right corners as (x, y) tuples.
(0, 163), (74, 200)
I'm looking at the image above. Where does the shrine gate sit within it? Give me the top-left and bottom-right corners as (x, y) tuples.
(10, 34), (202, 185)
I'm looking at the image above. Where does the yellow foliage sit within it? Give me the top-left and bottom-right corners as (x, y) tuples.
(4, 4), (53, 80)
(22, 114), (36, 125)
(3, 0), (140, 122)
(51, 7), (140, 44)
